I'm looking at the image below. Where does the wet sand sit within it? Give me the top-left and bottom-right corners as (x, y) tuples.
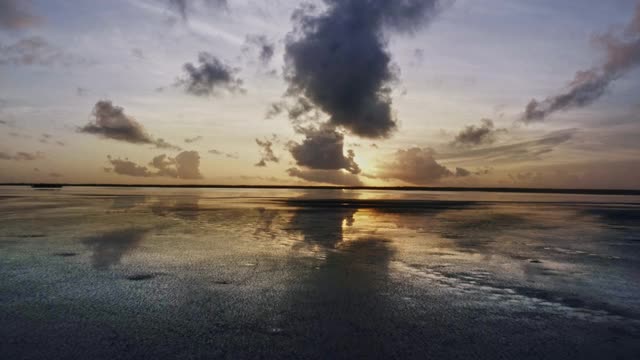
(1, 187), (639, 359)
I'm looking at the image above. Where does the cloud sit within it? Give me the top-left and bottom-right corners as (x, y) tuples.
(286, 168), (363, 187)
(173, 151), (203, 179)
(178, 52), (244, 96)
(243, 34), (275, 64)
(0, 151), (42, 161)
(166, 0), (228, 20)
(0, 36), (91, 67)
(209, 149), (238, 159)
(455, 167), (471, 177)
(266, 97), (321, 124)
(8, 131), (30, 139)
(131, 48), (145, 60)
(184, 135), (203, 144)
(0, 0), (40, 30)
(378, 147), (459, 184)
(505, 159), (640, 189)
(255, 137), (279, 167)
(437, 129), (576, 164)
(289, 127), (361, 174)
(153, 138), (180, 150)
(76, 87), (89, 96)
(523, 3), (640, 122)
(106, 151), (203, 179)
(451, 119), (506, 148)
(107, 157), (152, 177)
(79, 100), (181, 151)
(283, 0), (443, 138)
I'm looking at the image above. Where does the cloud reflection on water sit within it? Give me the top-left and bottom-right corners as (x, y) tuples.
(82, 228), (149, 270)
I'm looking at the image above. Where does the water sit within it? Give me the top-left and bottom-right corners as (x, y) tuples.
(1, 186), (639, 359)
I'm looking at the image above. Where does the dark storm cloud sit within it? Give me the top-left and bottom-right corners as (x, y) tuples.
(0, 0), (40, 30)
(287, 168), (364, 187)
(167, 0), (228, 20)
(106, 151), (203, 179)
(437, 129), (576, 164)
(451, 119), (506, 148)
(0, 36), (90, 67)
(178, 52), (244, 96)
(80, 101), (151, 143)
(378, 147), (461, 184)
(523, 3), (640, 122)
(289, 127), (361, 174)
(283, 0), (443, 138)
(0, 151), (42, 161)
(184, 136), (203, 144)
(79, 101), (181, 151)
(243, 35), (276, 64)
(255, 137), (279, 167)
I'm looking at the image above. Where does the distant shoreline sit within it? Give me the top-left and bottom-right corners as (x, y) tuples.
(1, 183), (639, 196)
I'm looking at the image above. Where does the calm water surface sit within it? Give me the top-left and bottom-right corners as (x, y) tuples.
(1, 187), (639, 359)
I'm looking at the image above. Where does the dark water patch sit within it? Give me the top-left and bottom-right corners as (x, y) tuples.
(82, 228), (150, 270)
(15, 234), (47, 238)
(53, 252), (78, 257)
(279, 198), (477, 210)
(584, 207), (640, 226)
(125, 273), (157, 281)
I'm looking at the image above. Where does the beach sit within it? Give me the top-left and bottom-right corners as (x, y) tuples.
(1, 186), (639, 359)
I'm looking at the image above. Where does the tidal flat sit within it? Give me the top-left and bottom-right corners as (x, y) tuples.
(1, 187), (639, 359)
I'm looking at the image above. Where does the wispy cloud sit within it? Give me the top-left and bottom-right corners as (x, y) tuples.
(438, 129), (577, 164)
(0, 37), (92, 67)
(450, 119), (506, 148)
(0, 0), (41, 30)
(255, 136), (279, 167)
(0, 150), (43, 161)
(523, 3), (640, 122)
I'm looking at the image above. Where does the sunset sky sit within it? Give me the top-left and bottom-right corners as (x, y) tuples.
(1, 0), (640, 188)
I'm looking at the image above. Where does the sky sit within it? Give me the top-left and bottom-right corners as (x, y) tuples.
(1, 0), (640, 189)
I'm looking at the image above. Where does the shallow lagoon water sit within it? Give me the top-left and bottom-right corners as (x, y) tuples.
(1, 186), (639, 359)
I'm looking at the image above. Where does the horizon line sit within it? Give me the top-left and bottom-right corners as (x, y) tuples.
(2, 183), (639, 196)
